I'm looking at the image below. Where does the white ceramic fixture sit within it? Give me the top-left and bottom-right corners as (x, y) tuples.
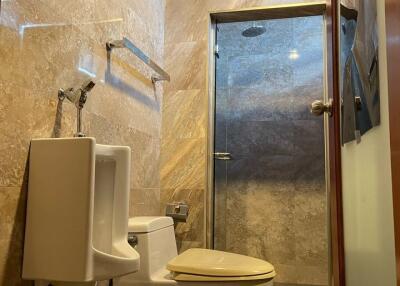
(22, 138), (140, 285)
(116, 217), (275, 286)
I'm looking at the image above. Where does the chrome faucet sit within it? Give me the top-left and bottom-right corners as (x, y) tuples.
(58, 79), (96, 137)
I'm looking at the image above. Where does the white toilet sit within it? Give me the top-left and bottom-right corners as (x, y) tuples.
(116, 217), (276, 286)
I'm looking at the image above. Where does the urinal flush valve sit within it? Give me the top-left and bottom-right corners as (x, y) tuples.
(58, 79), (96, 137)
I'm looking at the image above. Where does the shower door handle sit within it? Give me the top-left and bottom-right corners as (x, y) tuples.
(214, 152), (233, 160)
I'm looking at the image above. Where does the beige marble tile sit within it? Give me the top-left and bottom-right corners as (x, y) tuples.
(130, 188), (161, 217)
(85, 113), (161, 189)
(0, 0), (60, 28)
(272, 263), (300, 284)
(273, 262), (328, 284)
(164, 0), (322, 44)
(0, 83), (76, 187)
(213, 163), (228, 250)
(162, 89), (206, 140)
(160, 138), (206, 190)
(46, 0), (97, 24)
(294, 188), (328, 267)
(8, 25), (95, 94)
(0, 186), (31, 286)
(225, 186), (296, 265)
(165, 0), (210, 43)
(295, 265), (329, 285)
(164, 41), (208, 93)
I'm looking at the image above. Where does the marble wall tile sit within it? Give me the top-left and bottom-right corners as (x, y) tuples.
(0, 84), (76, 187)
(160, 138), (206, 190)
(291, 84), (325, 120)
(85, 112), (161, 189)
(214, 119), (228, 153)
(1, 0), (165, 135)
(293, 16), (324, 52)
(222, 186), (298, 284)
(213, 160), (228, 250)
(0, 0), (165, 284)
(218, 19), (294, 58)
(227, 88), (293, 121)
(216, 57), (229, 89)
(228, 53), (293, 90)
(292, 18), (324, 87)
(215, 88), (229, 120)
(291, 120), (325, 156)
(294, 189), (328, 267)
(162, 89), (206, 140)
(219, 155), (327, 285)
(165, 0), (210, 43)
(164, 0), (323, 44)
(227, 121), (296, 158)
(0, 186), (32, 286)
(130, 188), (161, 217)
(164, 41), (208, 93)
(292, 155), (325, 186)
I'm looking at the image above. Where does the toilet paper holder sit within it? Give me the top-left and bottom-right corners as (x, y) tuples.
(165, 202), (189, 223)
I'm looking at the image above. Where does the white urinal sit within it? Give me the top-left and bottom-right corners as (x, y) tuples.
(22, 138), (140, 285)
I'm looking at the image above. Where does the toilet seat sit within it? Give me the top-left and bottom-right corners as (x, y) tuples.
(171, 271), (276, 282)
(167, 248), (275, 282)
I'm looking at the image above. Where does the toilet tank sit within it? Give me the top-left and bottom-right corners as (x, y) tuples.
(126, 217), (177, 279)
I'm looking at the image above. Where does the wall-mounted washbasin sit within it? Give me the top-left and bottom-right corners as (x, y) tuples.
(22, 138), (139, 283)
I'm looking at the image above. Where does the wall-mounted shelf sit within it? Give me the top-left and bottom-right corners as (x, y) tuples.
(106, 37), (170, 83)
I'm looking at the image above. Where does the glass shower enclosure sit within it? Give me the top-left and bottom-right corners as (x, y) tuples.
(211, 14), (329, 286)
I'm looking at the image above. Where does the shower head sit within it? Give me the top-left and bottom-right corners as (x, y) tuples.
(242, 23), (266, 37)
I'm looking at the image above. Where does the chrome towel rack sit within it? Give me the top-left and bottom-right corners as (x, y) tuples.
(106, 37), (170, 83)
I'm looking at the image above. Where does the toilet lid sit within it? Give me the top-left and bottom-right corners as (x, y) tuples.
(167, 248), (275, 277)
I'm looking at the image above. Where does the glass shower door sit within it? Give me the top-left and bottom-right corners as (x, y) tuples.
(213, 16), (328, 286)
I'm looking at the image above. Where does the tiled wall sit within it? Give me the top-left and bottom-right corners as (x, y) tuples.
(161, 0), (324, 254)
(214, 17), (328, 285)
(0, 0), (165, 284)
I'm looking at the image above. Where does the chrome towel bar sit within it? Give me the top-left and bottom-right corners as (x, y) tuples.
(106, 37), (170, 83)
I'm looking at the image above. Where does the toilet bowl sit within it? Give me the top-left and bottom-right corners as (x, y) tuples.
(116, 217), (275, 286)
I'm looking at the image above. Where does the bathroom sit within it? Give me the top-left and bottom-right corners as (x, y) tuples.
(0, 0), (399, 286)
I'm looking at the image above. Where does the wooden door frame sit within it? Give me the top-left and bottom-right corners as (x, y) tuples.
(326, 0), (346, 285)
(384, 1), (400, 285)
